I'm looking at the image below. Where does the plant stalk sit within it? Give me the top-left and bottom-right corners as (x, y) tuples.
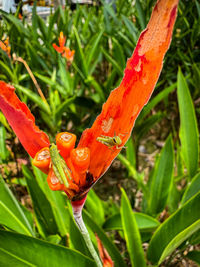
(72, 198), (102, 267)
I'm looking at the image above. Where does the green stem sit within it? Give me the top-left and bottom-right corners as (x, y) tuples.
(72, 204), (103, 267)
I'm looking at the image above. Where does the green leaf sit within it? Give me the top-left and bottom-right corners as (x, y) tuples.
(14, 84), (51, 115)
(103, 212), (159, 232)
(58, 57), (72, 94)
(0, 11), (29, 37)
(23, 166), (58, 237)
(121, 15), (138, 44)
(135, 112), (164, 141)
(113, 37), (126, 70)
(147, 192), (200, 264)
(0, 176), (34, 236)
(101, 46), (124, 76)
(186, 250), (200, 265)
(148, 135), (174, 215)
(0, 230), (95, 267)
(181, 172), (200, 205)
(177, 68), (199, 178)
(120, 188), (146, 267)
(0, 125), (9, 161)
(0, 61), (15, 81)
(126, 138), (136, 169)
(139, 82), (177, 120)
(87, 30), (104, 70)
(54, 95), (76, 123)
(73, 27), (88, 78)
(83, 210), (126, 267)
(135, 0), (146, 29)
(35, 73), (66, 96)
(32, 166), (70, 236)
(85, 190), (105, 226)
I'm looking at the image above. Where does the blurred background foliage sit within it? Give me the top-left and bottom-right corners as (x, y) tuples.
(0, 0), (200, 266)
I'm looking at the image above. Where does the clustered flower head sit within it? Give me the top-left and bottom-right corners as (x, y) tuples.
(33, 132), (91, 199)
(53, 32), (75, 62)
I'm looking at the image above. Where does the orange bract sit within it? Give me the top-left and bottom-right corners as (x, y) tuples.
(53, 32), (75, 62)
(0, 81), (50, 158)
(78, 0), (179, 181)
(56, 132), (77, 159)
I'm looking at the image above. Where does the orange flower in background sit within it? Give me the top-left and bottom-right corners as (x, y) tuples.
(96, 235), (114, 267)
(53, 32), (75, 62)
(0, 37), (11, 57)
(0, 0), (179, 202)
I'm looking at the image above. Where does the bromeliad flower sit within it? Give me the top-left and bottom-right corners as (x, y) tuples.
(0, 0), (178, 265)
(53, 31), (75, 62)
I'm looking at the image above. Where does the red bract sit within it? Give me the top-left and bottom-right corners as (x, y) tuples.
(0, 0), (178, 201)
(0, 82), (50, 158)
(53, 31), (75, 62)
(78, 0), (179, 181)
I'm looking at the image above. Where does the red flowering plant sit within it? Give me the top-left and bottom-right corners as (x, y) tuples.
(53, 31), (75, 63)
(0, 0), (178, 265)
(0, 36), (11, 58)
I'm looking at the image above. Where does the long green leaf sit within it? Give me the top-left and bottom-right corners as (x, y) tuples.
(177, 68), (199, 178)
(0, 125), (9, 161)
(101, 47), (123, 76)
(148, 135), (174, 215)
(35, 73), (66, 95)
(135, 0), (146, 29)
(0, 230), (95, 267)
(181, 172), (200, 205)
(31, 165), (70, 236)
(73, 27), (88, 78)
(54, 95), (76, 123)
(14, 84), (51, 114)
(85, 189), (105, 226)
(103, 212), (159, 232)
(0, 176), (34, 236)
(121, 188), (146, 267)
(139, 82), (177, 120)
(23, 166), (58, 237)
(147, 192), (200, 264)
(87, 30), (104, 69)
(0, 61), (15, 81)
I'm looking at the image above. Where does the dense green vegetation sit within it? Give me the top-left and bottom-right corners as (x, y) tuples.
(0, 0), (199, 266)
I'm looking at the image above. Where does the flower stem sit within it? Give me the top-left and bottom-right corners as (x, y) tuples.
(72, 199), (102, 267)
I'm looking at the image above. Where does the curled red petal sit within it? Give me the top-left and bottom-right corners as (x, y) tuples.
(78, 0), (179, 180)
(0, 82), (50, 158)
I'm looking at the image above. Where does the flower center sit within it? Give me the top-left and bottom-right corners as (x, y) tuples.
(37, 149), (50, 161)
(60, 133), (72, 142)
